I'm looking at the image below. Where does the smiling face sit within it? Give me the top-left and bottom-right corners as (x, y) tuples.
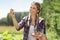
(29, 2), (40, 15)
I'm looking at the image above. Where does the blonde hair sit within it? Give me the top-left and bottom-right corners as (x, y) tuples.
(33, 2), (41, 14)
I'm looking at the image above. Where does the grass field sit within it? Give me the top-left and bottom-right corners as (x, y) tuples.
(0, 26), (23, 33)
(0, 26), (23, 40)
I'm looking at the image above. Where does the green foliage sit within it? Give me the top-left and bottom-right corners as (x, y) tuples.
(46, 13), (60, 40)
(3, 31), (14, 40)
(7, 13), (13, 26)
(0, 30), (23, 40)
(41, 0), (60, 40)
(0, 18), (7, 26)
(0, 31), (15, 40)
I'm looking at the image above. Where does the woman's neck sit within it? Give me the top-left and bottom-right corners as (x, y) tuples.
(30, 14), (37, 18)
(30, 14), (39, 26)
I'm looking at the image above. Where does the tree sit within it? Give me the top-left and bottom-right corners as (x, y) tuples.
(41, 0), (60, 40)
(7, 13), (13, 26)
(0, 18), (7, 26)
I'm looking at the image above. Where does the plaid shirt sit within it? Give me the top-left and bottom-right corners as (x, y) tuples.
(17, 16), (46, 40)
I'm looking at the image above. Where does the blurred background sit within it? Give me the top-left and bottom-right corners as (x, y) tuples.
(0, 0), (60, 40)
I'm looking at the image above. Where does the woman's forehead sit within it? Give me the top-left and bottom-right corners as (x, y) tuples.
(30, 2), (36, 6)
(30, 4), (37, 8)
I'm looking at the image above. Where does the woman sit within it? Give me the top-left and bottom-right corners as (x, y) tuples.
(10, 2), (47, 40)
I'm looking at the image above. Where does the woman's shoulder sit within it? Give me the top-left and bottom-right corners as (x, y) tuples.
(39, 17), (45, 23)
(22, 16), (28, 19)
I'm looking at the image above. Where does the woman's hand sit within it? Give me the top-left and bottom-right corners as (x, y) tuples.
(10, 9), (19, 31)
(32, 32), (47, 40)
(32, 32), (42, 39)
(10, 8), (15, 17)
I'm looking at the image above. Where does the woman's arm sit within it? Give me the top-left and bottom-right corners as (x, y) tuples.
(10, 9), (24, 31)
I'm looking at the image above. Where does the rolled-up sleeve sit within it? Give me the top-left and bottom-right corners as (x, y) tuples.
(39, 20), (46, 34)
(42, 20), (46, 34)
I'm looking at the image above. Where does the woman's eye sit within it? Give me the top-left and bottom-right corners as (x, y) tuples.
(33, 8), (35, 9)
(30, 7), (32, 8)
(30, 7), (35, 9)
